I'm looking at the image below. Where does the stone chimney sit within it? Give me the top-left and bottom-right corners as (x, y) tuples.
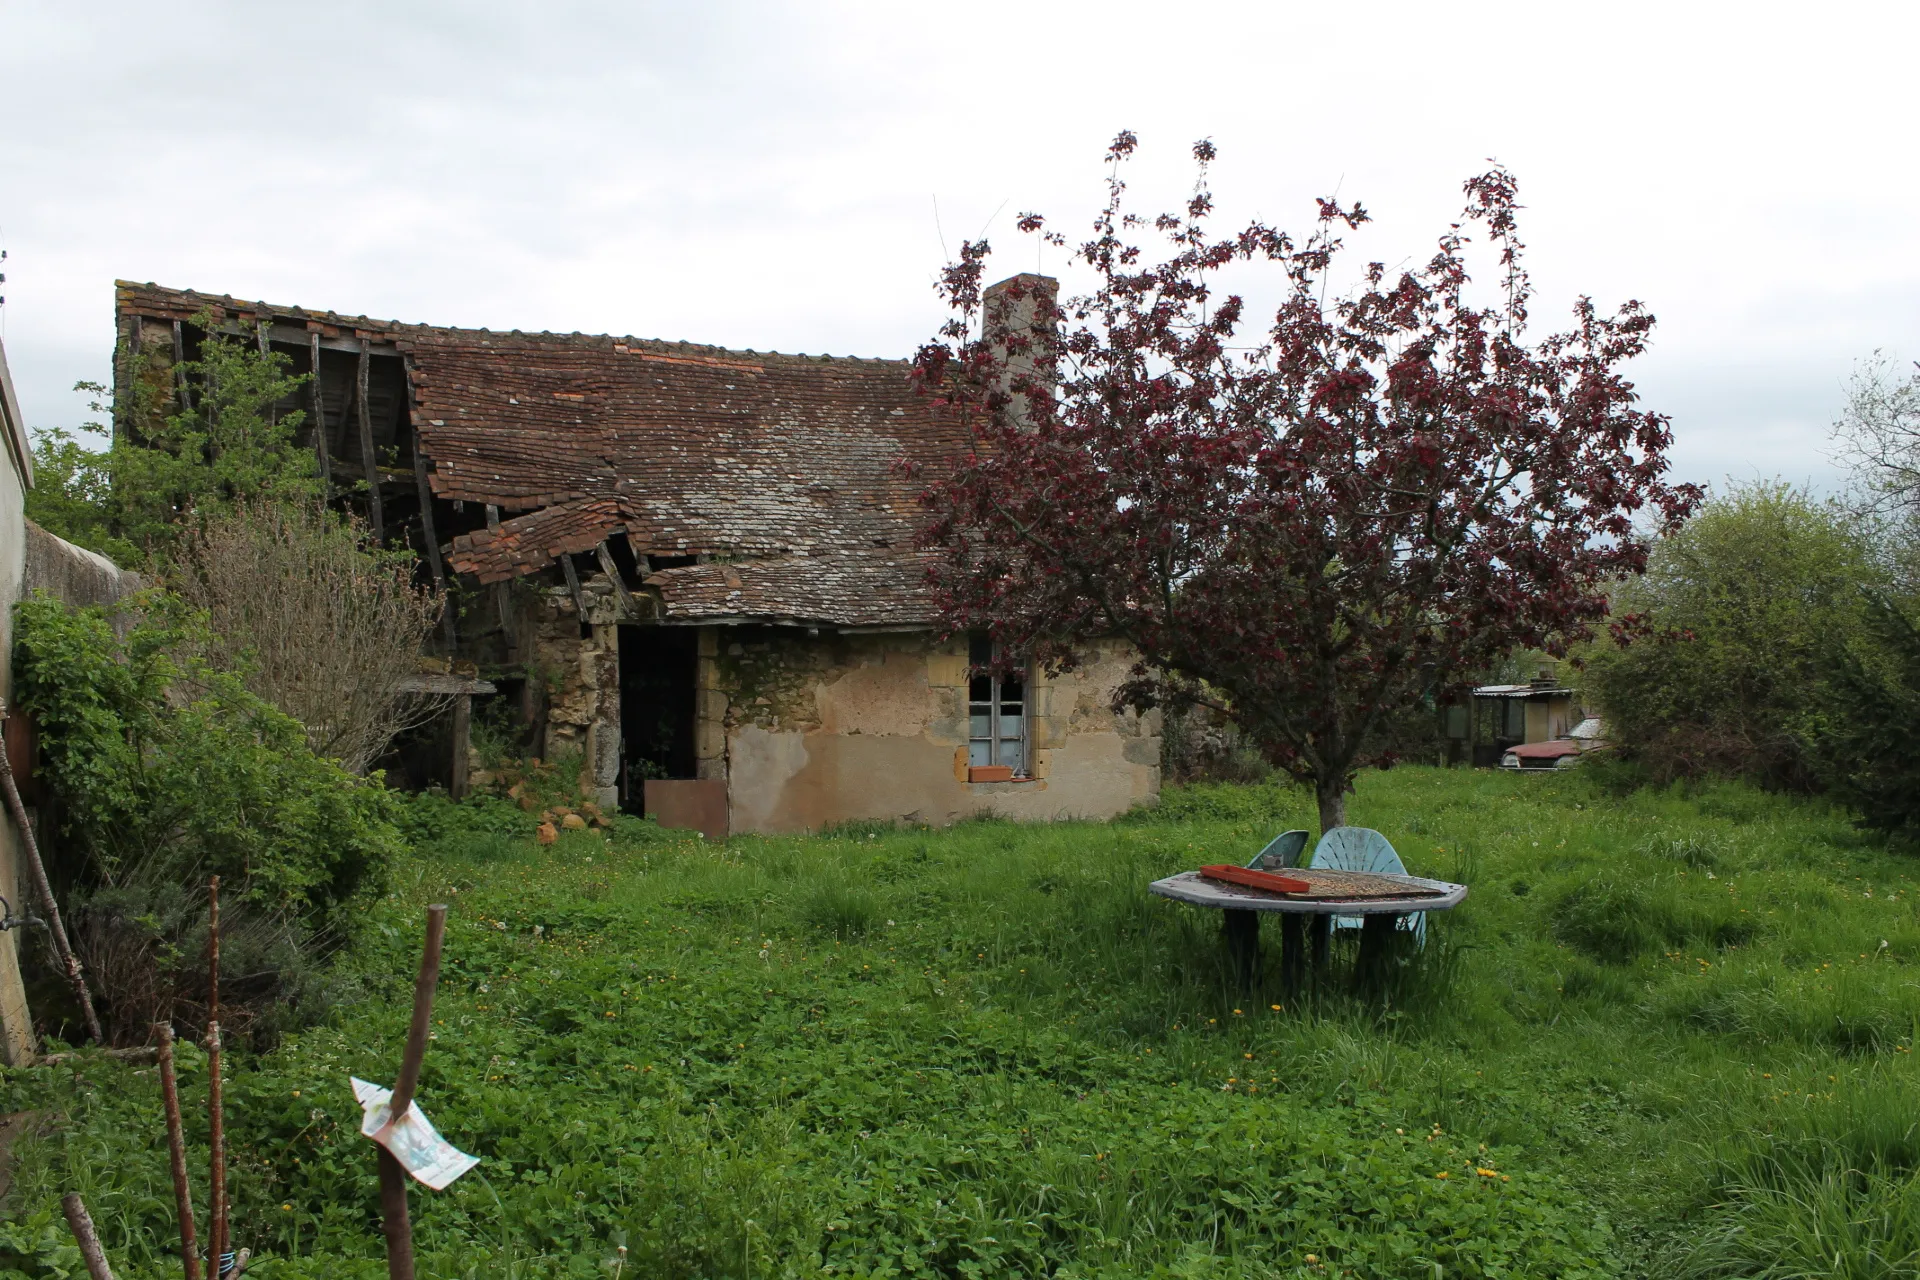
(981, 273), (1058, 433)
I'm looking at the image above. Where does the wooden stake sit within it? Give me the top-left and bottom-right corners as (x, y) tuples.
(0, 701), (103, 1043)
(378, 904), (448, 1280)
(61, 1193), (116, 1280)
(355, 339), (384, 542)
(156, 1023), (202, 1280)
(205, 879), (228, 1276)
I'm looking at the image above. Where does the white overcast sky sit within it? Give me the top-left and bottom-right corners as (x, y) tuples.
(3, 0), (1915, 494)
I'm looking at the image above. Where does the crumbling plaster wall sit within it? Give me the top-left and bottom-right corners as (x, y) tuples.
(503, 565), (1159, 832)
(720, 629), (1159, 834)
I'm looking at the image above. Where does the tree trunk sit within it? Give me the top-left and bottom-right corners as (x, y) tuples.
(1316, 777), (1347, 834)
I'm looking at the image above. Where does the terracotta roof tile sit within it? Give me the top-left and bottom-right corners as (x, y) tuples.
(117, 282), (963, 627)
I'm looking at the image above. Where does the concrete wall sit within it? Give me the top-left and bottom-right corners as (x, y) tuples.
(0, 396), (33, 1064)
(718, 629), (1159, 834)
(0, 339), (35, 1063)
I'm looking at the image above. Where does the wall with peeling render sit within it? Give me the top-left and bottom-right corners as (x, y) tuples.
(717, 628), (1159, 834)
(489, 563), (1159, 834)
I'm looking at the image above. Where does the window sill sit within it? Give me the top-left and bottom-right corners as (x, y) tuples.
(967, 767), (1038, 785)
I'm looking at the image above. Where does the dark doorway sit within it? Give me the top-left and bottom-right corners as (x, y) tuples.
(619, 625), (698, 812)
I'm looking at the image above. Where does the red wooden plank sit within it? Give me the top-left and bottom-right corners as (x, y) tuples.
(1199, 865), (1311, 895)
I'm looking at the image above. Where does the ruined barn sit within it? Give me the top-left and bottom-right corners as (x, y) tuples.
(113, 281), (1160, 835)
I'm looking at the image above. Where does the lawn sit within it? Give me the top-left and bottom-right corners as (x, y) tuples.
(7, 766), (1920, 1278)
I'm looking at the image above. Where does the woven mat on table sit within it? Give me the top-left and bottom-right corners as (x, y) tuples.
(1205, 867), (1443, 902)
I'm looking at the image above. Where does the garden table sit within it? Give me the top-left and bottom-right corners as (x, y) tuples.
(1148, 867), (1468, 991)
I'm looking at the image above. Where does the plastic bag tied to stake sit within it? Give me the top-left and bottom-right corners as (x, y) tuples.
(351, 1077), (478, 1190)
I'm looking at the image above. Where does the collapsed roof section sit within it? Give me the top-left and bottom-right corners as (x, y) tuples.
(115, 282), (966, 629)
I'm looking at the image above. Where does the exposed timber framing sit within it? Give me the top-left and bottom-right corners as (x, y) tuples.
(309, 332), (331, 492)
(120, 315), (142, 445)
(449, 694), (471, 800)
(404, 358), (457, 649)
(170, 320), (193, 416)
(256, 320), (277, 429)
(559, 553), (589, 620)
(355, 338), (384, 541)
(595, 540), (640, 616)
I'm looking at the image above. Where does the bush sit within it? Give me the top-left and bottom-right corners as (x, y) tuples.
(171, 500), (450, 775)
(1821, 591), (1920, 842)
(10, 590), (405, 1043)
(1583, 483), (1880, 790)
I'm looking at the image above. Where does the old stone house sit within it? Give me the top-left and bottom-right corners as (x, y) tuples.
(113, 280), (1160, 835)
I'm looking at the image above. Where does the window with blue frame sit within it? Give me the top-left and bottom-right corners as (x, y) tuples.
(967, 632), (1027, 774)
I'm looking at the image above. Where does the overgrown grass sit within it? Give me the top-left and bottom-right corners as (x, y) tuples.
(8, 768), (1920, 1277)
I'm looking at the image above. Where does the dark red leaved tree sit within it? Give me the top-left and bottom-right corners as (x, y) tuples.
(910, 134), (1700, 832)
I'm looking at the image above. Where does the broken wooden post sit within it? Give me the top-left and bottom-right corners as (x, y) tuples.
(308, 332), (331, 493)
(61, 1193), (115, 1280)
(205, 878), (229, 1278)
(378, 904), (448, 1280)
(156, 1022), (203, 1280)
(595, 541), (640, 617)
(355, 339), (384, 542)
(559, 554), (589, 621)
(0, 699), (103, 1044)
(255, 322), (277, 431)
(404, 360), (456, 649)
(171, 320), (194, 416)
(449, 694), (471, 801)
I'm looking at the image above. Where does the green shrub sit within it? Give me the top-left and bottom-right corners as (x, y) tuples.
(11, 590), (404, 1042)
(1583, 483), (1880, 791)
(1821, 592), (1920, 843)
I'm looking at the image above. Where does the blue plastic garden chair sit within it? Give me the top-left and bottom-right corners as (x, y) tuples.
(1309, 827), (1426, 949)
(1246, 829), (1311, 871)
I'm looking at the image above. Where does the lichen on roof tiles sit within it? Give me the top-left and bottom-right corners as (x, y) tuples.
(117, 281), (960, 628)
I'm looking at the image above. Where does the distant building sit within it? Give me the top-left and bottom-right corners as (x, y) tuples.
(1446, 667), (1583, 768)
(112, 280), (1160, 836)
